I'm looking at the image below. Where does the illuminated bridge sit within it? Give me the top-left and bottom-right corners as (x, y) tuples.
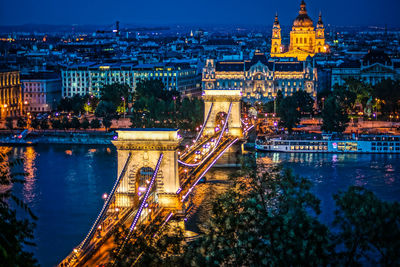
(59, 89), (254, 266)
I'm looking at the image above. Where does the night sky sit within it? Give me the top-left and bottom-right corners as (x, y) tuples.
(1, 0), (399, 27)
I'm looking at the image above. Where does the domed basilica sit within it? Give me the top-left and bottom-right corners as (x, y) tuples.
(271, 1), (329, 61)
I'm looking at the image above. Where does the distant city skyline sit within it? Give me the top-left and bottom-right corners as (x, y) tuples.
(1, 0), (400, 27)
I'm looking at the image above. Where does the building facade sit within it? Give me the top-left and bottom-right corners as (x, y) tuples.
(62, 62), (200, 98)
(202, 51), (317, 102)
(62, 63), (136, 98)
(133, 62), (200, 93)
(0, 70), (22, 118)
(271, 1), (329, 61)
(331, 50), (400, 88)
(21, 72), (61, 113)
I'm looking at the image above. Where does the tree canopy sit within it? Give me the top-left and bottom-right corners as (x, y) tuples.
(130, 79), (203, 130)
(110, 154), (400, 266)
(278, 96), (301, 134)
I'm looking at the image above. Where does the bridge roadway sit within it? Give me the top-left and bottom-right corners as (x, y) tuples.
(61, 135), (239, 267)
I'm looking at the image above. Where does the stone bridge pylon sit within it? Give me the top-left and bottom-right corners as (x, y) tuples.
(112, 129), (182, 210)
(202, 89), (243, 138)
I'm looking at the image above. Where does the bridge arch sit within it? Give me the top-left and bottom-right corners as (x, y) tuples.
(203, 89), (242, 138)
(112, 129), (182, 210)
(215, 111), (228, 131)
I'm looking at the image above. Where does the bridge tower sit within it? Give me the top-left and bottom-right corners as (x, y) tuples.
(112, 129), (181, 210)
(203, 89), (243, 138)
(203, 89), (243, 166)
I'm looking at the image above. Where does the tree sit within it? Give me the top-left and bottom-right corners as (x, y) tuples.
(0, 149), (38, 266)
(102, 116), (112, 131)
(373, 79), (400, 117)
(5, 117), (13, 131)
(83, 95), (100, 114)
(30, 118), (40, 130)
(70, 117), (81, 130)
(61, 117), (70, 130)
(40, 119), (49, 131)
(321, 95), (350, 133)
(50, 119), (62, 130)
(292, 90), (314, 115)
(278, 96), (301, 134)
(95, 101), (116, 117)
(130, 79), (202, 130)
(58, 97), (73, 112)
(71, 95), (85, 114)
(345, 78), (373, 112)
(111, 219), (185, 266)
(81, 118), (90, 130)
(90, 118), (101, 129)
(187, 155), (332, 266)
(99, 83), (131, 108)
(333, 186), (400, 266)
(135, 79), (166, 100)
(17, 117), (27, 129)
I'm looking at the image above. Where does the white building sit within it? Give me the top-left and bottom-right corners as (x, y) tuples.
(331, 50), (400, 88)
(61, 62), (200, 98)
(61, 63), (135, 98)
(21, 72), (61, 113)
(133, 62), (200, 94)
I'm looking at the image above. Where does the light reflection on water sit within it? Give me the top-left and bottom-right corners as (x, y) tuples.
(22, 146), (38, 205)
(8, 145), (117, 267)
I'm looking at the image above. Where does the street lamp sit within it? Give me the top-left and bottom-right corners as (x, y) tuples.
(102, 193), (108, 201)
(97, 225), (102, 238)
(115, 207), (119, 220)
(121, 97), (126, 118)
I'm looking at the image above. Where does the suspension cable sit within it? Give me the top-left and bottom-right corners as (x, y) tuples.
(177, 102), (232, 167)
(79, 152), (133, 251)
(115, 153), (164, 258)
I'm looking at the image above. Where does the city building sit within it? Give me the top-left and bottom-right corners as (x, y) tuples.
(62, 62), (200, 98)
(202, 51), (317, 102)
(61, 63), (136, 97)
(0, 69), (22, 118)
(331, 50), (400, 87)
(21, 71), (61, 113)
(133, 62), (201, 94)
(270, 1), (329, 61)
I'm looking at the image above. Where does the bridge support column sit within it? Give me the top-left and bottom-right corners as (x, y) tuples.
(203, 89), (243, 138)
(112, 129), (182, 210)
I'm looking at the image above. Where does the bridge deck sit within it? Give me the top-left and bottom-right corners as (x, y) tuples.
(61, 135), (238, 266)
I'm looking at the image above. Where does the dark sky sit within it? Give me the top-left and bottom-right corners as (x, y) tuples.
(1, 0), (399, 27)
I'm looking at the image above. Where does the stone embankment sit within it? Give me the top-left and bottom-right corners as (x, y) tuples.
(0, 131), (116, 145)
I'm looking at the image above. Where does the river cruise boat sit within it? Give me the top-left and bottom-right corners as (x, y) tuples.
(255, 134), (400, 154)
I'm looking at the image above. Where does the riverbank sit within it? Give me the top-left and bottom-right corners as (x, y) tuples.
(0, 129), (198, 146)
(0, 131), (115, 145)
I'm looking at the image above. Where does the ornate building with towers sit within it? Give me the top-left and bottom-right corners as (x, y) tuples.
(271, 1), (329, 61)
(202, 51), (317, 102)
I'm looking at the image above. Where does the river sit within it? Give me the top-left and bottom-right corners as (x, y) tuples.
(6, 145), (400, 266)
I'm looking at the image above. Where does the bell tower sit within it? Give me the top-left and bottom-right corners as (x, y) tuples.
(315, 12), (326, 53)
(270, 13), (282, 57)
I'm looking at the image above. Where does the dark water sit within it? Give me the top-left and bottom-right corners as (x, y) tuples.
(257, 152), (400, 223)
(8, 145), (117, 267)
(7, 146), (400, 266)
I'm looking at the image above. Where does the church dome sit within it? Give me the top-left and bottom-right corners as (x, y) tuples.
(293, 1), (313, 28)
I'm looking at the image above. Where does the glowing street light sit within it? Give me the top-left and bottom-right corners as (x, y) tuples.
(115, 207), (119, 220)
(102, 193), (108, 200)
(97, 225), (102, 238)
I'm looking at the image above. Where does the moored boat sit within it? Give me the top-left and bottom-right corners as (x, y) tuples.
(255, 134), (400, 153)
